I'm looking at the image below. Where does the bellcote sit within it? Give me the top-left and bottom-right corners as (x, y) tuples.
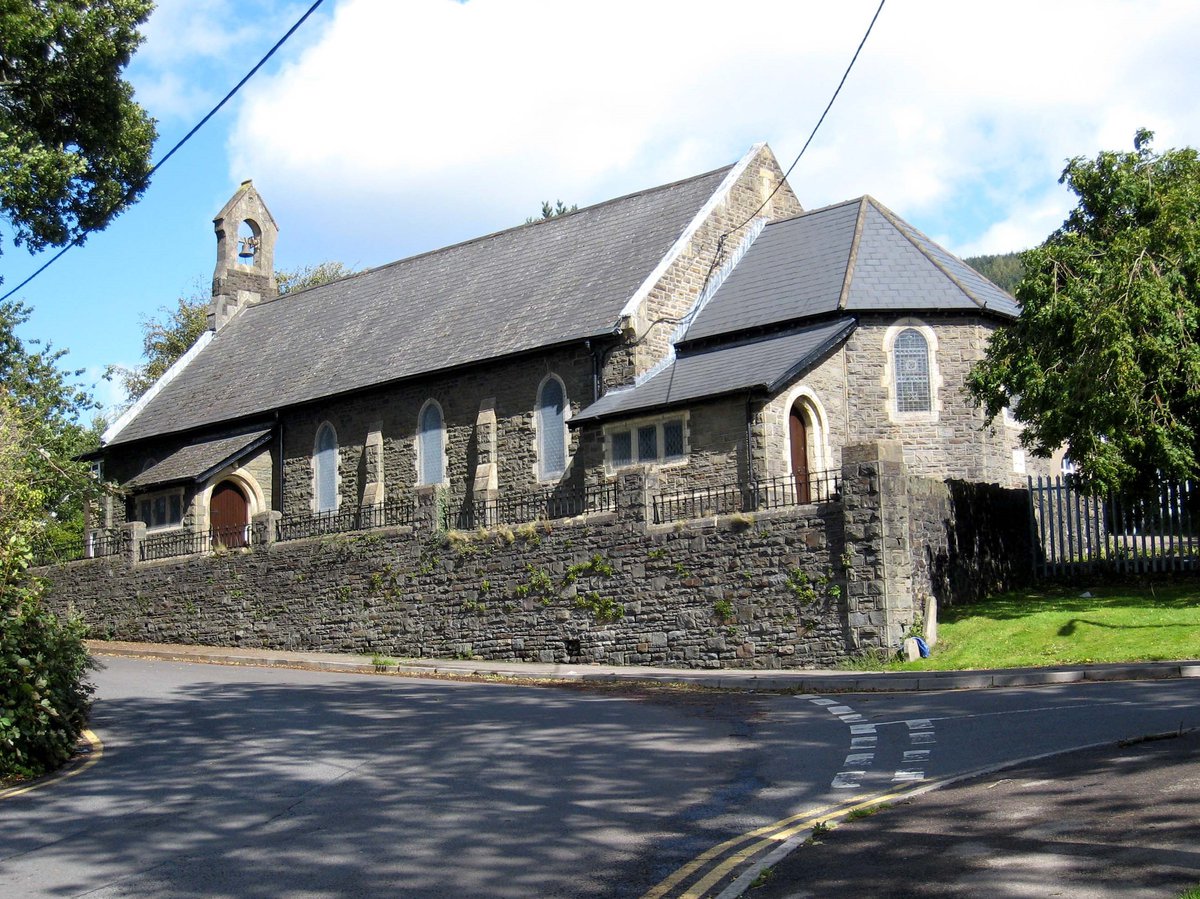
(209, 180), (279, 331)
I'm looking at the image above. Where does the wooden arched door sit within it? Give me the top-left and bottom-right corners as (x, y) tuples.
(789, 404), (811, 504)
(210, 481), (249, 548)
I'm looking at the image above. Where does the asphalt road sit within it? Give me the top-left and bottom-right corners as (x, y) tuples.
(1, 658), (1198, 898)
(749, 728), (1200, 899)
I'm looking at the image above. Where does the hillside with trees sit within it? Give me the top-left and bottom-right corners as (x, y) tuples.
(964, 252), (1025, 294)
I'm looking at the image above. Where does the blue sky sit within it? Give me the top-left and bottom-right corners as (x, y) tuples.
(7, 0), (1200, 418)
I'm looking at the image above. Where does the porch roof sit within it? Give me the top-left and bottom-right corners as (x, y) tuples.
(574, 317), (856, 423)
(123, 428), (272, 490)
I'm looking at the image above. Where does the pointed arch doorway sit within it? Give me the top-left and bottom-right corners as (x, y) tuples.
(789, 403), (812, 504)
(210, 480), (249, 548)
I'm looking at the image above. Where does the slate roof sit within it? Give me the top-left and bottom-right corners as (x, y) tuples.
(123, 428), (272, 489)
(683, 196), (1018, 343)
(574, 318), (856, 423)
(107, 165), (735, 446)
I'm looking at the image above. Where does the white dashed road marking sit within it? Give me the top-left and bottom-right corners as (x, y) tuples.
(802, 695), (940, 789)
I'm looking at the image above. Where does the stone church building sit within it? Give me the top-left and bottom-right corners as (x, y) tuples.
(91, 143), (1032, 554)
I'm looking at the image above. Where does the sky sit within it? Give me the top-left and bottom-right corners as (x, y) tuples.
(6, 0), (1200, 418)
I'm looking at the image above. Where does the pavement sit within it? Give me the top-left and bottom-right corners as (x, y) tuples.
(83, 641), (1200, 898)
(746, 728), (1200, 899)
(85, 639), (1200, 693)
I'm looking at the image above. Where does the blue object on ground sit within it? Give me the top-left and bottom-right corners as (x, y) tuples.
(916, 636), (930, 658)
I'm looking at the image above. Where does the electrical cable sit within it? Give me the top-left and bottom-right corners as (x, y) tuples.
(0, 0), (327, 303)
(731, 0), (886, 236)
(661, 0), (886, 343)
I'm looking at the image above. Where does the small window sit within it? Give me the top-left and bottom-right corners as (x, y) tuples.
(314, 423), (338, 512)
(662, 421), (684, 460)
(893, 328), (931, 413)
(606, 416), (688, 469)
(637, 425), (657, 460)
(611, 431), (632, 467)
(136, 490), (184, 529)
(418, 401), (445, 486)
(537, 377), (567, 480)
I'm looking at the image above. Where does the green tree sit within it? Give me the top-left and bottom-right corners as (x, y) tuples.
(0, 1), (155, 778)
(1, 393), (94, 778)
(964, 251), (1025, 294)
(0, 0), (156, 262)
(969, 130), (1200, 491)
(277, 260), (355, 295)
(0, 321), (99, 778)
(0, 301), (100, 545)
(106, 262), (357, 405)
(525, 199), (577, 224)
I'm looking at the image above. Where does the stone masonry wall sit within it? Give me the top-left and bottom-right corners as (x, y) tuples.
(44, 474), (852, 670)
(282, 346), (595, 518)
(758, 343), (851, 481)
(43, 443), (1021, 667)
(842, 314), (1047, 489)
(907, 476), (1034, 607)
(604, 145), (803, 392)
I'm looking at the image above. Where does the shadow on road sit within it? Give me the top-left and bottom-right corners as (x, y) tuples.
(0, 664), (812, 898)
(750, 729), (1200, 899)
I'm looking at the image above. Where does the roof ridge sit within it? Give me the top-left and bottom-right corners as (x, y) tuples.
(836, 197), (869, 310)
(253, 163), (739, 310)
(763, 195), (864, 229)
(864, 196), (992, 311)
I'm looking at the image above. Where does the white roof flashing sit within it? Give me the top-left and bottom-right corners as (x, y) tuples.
(102, 329), (214, 445)
(617, 142), (768, 322)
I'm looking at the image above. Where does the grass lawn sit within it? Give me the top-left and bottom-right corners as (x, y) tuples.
(885, 582), (1200, 671)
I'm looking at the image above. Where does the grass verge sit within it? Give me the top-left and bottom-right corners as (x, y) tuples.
(864, 583), (1200, 671)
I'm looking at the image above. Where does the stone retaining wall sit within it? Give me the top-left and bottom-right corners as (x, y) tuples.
(907, 477), (1034, 607)
(38, 443), (1031, 668)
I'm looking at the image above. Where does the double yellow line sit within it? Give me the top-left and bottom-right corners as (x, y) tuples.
(0, 729), (103, 802)
(642, 782), (923, 899)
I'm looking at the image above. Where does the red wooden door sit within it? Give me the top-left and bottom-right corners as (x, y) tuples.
(789, 405), (811, 504)
(210, 481), (249, 548)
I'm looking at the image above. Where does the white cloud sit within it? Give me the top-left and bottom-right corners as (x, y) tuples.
(219, 0), (1200, 260)
(132, 0), (323, 120)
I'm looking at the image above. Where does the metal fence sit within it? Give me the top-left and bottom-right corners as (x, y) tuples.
(31, 529), (126, 567)
(278, 498), (417, 542)
(448, 483), (618, 530)
(652, 470), (841, 524)
(750, 472), (842, 509)
(140, 528), (215, 562)
(1029, 475), (1200, 577)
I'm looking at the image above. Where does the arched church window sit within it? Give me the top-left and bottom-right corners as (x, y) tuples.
(418, 402), (445, 486)
(893, 328), (931, 413)
(537, 376), (567, 480)
(314, 423), (338, 512)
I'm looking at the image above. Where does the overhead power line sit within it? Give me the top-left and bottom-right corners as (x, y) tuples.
(0, 0), (327, 304)
(732, 0), (887, 234)
(669, 0), (886, 339)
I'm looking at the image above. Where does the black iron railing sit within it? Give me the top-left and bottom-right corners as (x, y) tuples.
(140, 528), (213, 562)
(448, 483), (618, 530)
(751, 472), (842, 509)
(652, 471), (841, 524)
(210, 524), (251, 551)
(85, 529), (128, 559)
(30, 529), (126, 566)
(278, 498), (417, 542)
(652, 482), (745, 524)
